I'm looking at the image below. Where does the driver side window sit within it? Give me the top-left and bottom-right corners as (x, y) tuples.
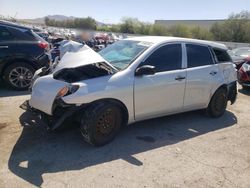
(142, 44), (182, 72)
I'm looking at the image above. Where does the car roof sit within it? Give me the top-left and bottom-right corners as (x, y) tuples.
(125, 36), (228, 50)
(0, 20), (32, 31)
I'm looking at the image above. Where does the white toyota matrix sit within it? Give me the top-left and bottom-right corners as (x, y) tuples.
(21, 36), (237, 146)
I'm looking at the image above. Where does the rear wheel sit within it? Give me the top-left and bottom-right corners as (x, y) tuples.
(207, 88), (227, 118)
(80, 102), (122, 146)
(3, 62), (35, 90)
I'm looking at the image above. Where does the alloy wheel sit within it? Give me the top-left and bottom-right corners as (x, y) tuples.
(8, 67), (33, 88)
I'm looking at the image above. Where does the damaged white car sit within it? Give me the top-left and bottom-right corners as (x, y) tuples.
(21, 36), (237, 146)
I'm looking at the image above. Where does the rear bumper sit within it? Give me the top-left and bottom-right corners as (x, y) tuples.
(227, 81), (237, 104)
(237, 70), (250, 85)
(36, 53), (50, 68)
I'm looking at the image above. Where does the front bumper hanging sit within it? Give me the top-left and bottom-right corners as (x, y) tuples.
(20, 100), (82, 130)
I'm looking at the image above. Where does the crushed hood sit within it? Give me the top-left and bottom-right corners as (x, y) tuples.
(53, 45), (117, 73)
(58, 40), (85, 58)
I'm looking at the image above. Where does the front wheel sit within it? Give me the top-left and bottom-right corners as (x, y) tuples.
(80, 102), (122, 146)
(207, 88), (228, 118)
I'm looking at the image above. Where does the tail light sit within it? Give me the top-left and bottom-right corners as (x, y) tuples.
(242, 63), (250, 72)
(38, 41), (49, 50)
(238, 67), (248, 81)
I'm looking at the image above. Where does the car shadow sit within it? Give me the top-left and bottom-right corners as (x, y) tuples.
(8, 110), (237, 186)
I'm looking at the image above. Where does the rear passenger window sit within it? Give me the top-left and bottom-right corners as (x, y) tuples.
(7, 27), (35, 41)
(0, 26), (13, 41)
(186, 44), (214, 68)
(213, 48), (232, 62)
(143, 44), (182, 72)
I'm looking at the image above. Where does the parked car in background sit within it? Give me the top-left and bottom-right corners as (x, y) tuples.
(21, 36), (237, 146)
(229, 47), (250, 59)
(0, 21), (50, 90)
(32, 27), (49, 41)
(229, 47), (250, 69)
(237, 57), (250, 89)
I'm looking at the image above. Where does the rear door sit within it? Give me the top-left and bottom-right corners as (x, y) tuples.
(183, 43), (219, 110)
(6, 27), (45, 58)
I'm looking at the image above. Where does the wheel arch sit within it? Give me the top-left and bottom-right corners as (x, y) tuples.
(87, 98), (129, 126)
(1, 58), (38, 77)
(214, 84), (228, 93)
(208, 84), (228, 106)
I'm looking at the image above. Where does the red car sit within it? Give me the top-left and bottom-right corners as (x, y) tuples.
(238, 56), (250, 89)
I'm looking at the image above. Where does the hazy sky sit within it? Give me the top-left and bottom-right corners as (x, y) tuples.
(0, 0), (249, 23)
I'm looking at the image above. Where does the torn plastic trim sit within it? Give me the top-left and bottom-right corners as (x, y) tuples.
(20, 99), (83, 130)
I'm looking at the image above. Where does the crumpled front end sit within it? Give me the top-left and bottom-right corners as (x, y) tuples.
(21, 74), (83, 130)
(20, 46), (118, 130)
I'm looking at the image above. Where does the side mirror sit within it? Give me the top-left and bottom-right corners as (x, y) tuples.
(135, 65), (156, 76)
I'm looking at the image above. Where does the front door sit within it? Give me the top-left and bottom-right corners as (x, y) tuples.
(134, 43), (186, 121)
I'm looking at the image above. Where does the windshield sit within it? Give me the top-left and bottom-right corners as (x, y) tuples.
(99, 40), (152, 70)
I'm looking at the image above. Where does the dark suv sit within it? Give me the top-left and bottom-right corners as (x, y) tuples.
(0, 21), (50, 90)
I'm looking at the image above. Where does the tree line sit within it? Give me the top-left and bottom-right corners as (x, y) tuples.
(45, 17), (97, 30)
(45, 10), (250, 43)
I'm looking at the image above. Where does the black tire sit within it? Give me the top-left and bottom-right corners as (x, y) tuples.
(207, 88), (228, 118)
(80, 102), (122, 146)
(3, 62), (35, 90)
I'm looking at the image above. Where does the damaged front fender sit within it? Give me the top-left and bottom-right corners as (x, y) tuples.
(29, 74), (68, 115)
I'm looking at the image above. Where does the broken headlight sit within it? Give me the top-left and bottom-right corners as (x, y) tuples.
(56, 84), (80, 99)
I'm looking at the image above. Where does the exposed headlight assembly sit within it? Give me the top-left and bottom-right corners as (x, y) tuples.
(56, 84), (80, 99)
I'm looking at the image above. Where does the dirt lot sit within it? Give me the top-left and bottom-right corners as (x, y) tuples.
(0, 85), (250, 188)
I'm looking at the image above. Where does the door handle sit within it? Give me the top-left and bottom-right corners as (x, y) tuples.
(0, 46), (9, 49)
(210, 71), (217, 76)
(175, 76), (186, 81)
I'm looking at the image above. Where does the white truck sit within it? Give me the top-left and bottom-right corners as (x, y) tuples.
(21, 36), (237, 146)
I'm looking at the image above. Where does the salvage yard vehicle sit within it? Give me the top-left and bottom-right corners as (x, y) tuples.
(229, 47), (250, 70)
(20, 36), (237, 146)
(0, 21), (50, 90)
(237, 57), (250, 89)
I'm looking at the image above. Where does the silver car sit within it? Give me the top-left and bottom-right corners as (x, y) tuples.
(21, 36), (237, 146)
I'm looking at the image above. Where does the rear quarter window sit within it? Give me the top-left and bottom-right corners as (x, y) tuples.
(213, 48), (232, 63)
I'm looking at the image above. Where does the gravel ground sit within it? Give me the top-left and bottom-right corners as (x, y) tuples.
(0, 85), (250, 188)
